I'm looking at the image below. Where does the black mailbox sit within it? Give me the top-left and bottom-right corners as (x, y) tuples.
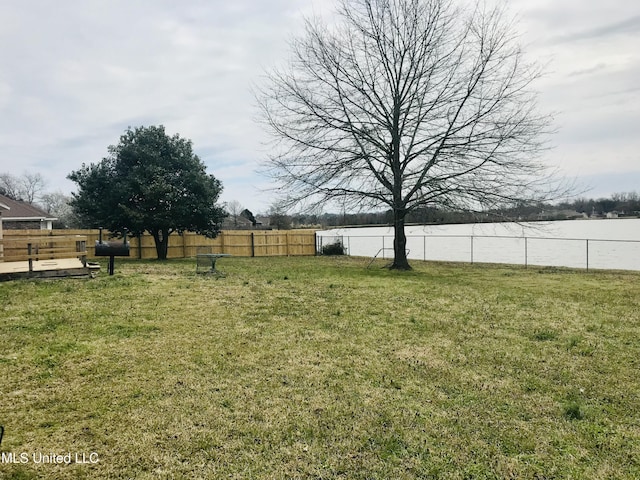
(95, 228), (130, 275)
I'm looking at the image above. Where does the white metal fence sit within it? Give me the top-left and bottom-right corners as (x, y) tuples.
(317, 234), (640, 271)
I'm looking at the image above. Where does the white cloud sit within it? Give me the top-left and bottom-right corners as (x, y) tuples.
(0, 0), (638, 213)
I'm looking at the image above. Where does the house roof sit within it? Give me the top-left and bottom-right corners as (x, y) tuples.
(0, 194), (57, 221)
(221, 215), (254, 229)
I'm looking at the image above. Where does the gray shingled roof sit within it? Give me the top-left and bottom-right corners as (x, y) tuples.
(0, 194), (57, 220)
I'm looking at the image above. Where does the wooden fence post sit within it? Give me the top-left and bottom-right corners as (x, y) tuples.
(27, 243), (33, 272)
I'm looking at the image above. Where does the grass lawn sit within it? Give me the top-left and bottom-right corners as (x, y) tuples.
(1, 256), (639, 479)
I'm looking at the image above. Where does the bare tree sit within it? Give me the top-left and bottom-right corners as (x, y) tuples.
(0, 171), (47, 204)
(258, 0), (567, 269)
(40, 191), (76, 227)
(0, 173), (22, 200)
(267, 203), (292, 230)
(226, 200), (244, 227)
(20, 172), (47, 204)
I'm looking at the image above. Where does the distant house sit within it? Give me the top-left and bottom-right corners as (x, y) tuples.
(0, 199), (8, 218)
(221, 214), (264, 230)
(0, 199), (10, 259)
(0, 194), (57, 230)
(221, 214), (254, 230)
(537, 209), (584, 221)
(255, 216), (270, 227)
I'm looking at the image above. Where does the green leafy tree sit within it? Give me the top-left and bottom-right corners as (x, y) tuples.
(68, 125), (227, 259)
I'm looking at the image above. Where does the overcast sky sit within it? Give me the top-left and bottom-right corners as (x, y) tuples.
(0, 0), (638, 213)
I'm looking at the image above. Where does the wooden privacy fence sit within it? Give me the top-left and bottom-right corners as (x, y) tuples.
(0, 229), (317, 261)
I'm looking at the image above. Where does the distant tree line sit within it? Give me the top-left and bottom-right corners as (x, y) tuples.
(558, 192), (640, 217)
(288, 192), (640, 228)
(2, 167), (638, 231)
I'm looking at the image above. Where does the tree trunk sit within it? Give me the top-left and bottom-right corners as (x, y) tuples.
(152, 229), (170, 260)
(390, 210), (411, 270)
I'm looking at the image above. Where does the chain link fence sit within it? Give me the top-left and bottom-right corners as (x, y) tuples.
(318, 233), (640, 271)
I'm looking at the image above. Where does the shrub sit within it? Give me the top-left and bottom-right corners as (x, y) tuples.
(322, 241), (345, 255)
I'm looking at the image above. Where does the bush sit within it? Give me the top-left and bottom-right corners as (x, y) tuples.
(322, 241), (345, 255)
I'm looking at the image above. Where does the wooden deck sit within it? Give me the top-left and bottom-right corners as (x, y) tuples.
(0, 258), (100, 281)
(0, 234), (100, 281)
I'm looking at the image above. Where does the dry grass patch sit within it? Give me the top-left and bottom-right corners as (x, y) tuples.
(1, 256), (639, 478)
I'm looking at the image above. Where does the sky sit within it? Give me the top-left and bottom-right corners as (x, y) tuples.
(0, 0), (638, 214)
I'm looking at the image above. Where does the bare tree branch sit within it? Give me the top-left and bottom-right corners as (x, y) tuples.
(0, 171), (47, 203)
(257, 0), (570, 269)
(20, 172), (47, 204)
